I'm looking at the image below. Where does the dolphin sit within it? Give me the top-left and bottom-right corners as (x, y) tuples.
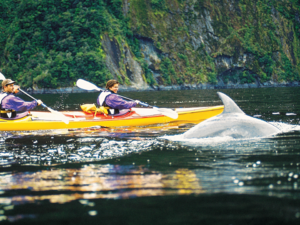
(182, 92), (281, 139)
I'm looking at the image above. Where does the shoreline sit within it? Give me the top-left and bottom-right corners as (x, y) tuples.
(24, 81), (300, 94)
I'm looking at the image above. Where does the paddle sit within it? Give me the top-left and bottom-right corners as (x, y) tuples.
(0, 73), (69, 124)
(76, 79), (178, 119)
(0, 72), (5, 80)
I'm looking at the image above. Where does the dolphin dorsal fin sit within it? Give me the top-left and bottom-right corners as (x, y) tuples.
(217, 92), (245, 114)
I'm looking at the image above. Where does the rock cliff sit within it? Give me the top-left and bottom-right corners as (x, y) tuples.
(0, 0), (299, 91)
(118, 0), (300, 89)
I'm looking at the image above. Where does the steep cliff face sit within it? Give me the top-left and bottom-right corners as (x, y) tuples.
(0, 0), (299, 90)
(124, 0), (300, 88)
(101, 34), (148, 89)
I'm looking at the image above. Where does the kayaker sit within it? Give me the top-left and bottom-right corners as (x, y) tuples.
(97, 79), (140, 115)
(0, 79), (43, 118)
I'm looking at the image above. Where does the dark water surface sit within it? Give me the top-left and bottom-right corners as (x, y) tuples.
(0, 87), (300, 224)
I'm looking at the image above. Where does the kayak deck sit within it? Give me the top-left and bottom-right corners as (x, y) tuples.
(0, 106), (224, 131)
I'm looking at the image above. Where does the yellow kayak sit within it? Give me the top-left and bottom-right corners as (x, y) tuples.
(0, 106), (224, 131)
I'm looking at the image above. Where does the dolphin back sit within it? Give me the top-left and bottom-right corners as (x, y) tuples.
(182, 92), (281, 139)
(183, 114), (280, 139)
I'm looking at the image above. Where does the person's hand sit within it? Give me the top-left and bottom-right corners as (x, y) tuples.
(36, 100), (43, 106)
(134, 100), (140, 104)
(13, 85), (20, 94)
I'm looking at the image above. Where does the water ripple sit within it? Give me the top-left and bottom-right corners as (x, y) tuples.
(0, 136), (161, 166)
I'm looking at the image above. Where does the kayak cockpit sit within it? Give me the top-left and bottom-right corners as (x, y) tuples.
(0, 111), (29, 120)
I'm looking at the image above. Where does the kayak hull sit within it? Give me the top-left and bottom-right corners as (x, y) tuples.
(0, 106), (224, 131)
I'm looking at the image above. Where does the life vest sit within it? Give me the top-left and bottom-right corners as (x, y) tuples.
(80, 104), (110, 116)
(97, 90), (119, 115)
(0, 92), (17, 118)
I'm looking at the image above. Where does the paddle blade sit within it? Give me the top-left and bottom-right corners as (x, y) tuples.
(0, 72), (6, 80)
(76, 79), (101, 91)
(153, 107), (178, 119)
(46, 108), (70, 124)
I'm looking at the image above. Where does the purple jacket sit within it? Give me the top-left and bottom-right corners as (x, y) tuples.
(1, 94), (37, 111)
(98, 93), (137, 109)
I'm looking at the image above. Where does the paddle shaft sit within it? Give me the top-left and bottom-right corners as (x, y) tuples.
(17, 88), (49, 109)
(17, 88), (70, 124)
(95, 87), (151, 107)
(111, 92), (150, 107)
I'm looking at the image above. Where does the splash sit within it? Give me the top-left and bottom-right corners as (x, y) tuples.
(0, 136), (160, 166)
(270, 122), (300, 132)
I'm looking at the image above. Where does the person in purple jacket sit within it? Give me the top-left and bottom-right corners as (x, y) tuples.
(97, 80), (140, 115)
(0, 79), (43, 119)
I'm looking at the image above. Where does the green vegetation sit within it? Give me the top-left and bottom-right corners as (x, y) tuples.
(139, 58), (156, 86)
(210, 0), (300, 83)
(0, 0), (299, 89)
(150, 0), (167, 10)
(222, 69), (256, 84)
(0, 0), (115, 88)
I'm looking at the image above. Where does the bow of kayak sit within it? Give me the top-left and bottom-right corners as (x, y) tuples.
(0, 106), (224, 131)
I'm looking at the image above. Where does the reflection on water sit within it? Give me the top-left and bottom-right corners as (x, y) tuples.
(0, 165), (202, 204)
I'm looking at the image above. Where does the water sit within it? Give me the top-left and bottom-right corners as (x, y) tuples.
(0, 87), (300, 224)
